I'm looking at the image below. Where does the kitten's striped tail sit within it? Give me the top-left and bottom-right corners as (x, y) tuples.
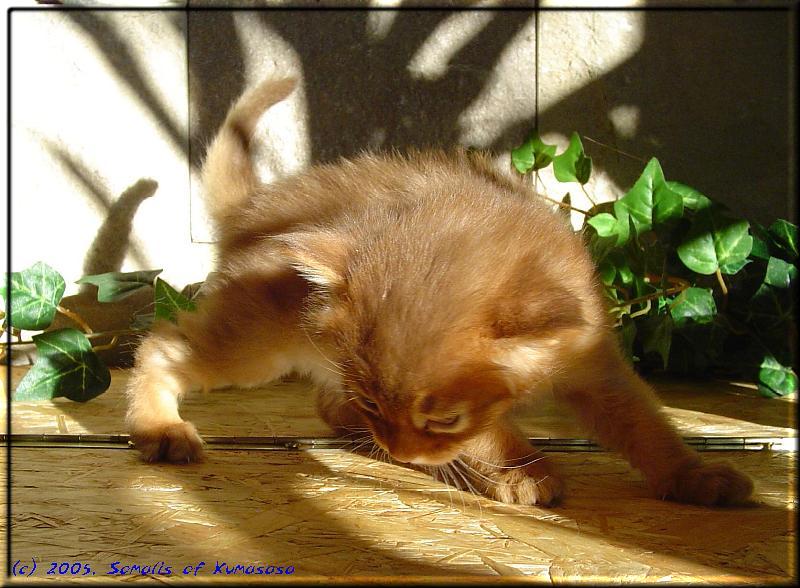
(201, 77), (297, 226)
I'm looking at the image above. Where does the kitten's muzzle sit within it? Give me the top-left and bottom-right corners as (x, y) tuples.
(382, 444), (458, 466)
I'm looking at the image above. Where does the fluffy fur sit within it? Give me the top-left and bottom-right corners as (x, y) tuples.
(126, 78), (754, 507)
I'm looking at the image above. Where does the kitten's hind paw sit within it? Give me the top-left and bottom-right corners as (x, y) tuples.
(130, 421), (205, 464)
(659, 461), (754, 506)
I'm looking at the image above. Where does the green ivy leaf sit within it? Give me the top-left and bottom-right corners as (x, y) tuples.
(611, 200), (632, 246)
(14, 328), (111, 402)
(749, 282), (791, 330)
(652, 182), (684, 225)
(615, 158), (661, 234)
(511, 137), (534, 174)
(677, 230), (718, 275)
(511, 131), (557, 174)
(586, 230), (617, 265)
(763, 256), (798, 289)
(617, 262), (635, 286)
(712, 218), (753, 274)
(750, 234), (771, 261)
(642, 312), (673, 370)
(154, 278), (196, 323)
(587, 213), (618, 238)
(553, 132), (592, 184)
(598, 260), (616, 286)
(6, 262), (66, 330)
(758, 354), (798, 397)
(670, 287), (717, 327)
(665, 181), (712, 212)
(613, 158), (683, 235)
(677, 207), (752, 275)
(718, 257), (750, 275)
(76, 269), (162, 302)
(768, 219), (798, 260)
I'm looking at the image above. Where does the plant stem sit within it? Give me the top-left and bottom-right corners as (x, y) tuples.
(580, 184), (597, 208)
(648, 272), (690, 291)
(527, 174), (590, 215)
(56, 305), (94, 334)
(541, 195), (589, 215)
(628, 298), (652, 319)
(92, 335), (120, 353)
(715, 269), (729, 311)
(581, 135), (648, 163)
(613, 284), (688, 310)
(714, 269), (728, 296)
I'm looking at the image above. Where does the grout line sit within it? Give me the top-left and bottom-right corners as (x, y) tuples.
(534, 0), (539, 131)
(2, 434), (796, 453)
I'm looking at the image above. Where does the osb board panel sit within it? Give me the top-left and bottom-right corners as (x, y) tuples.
(6, 448), (795, 583)
(4, 367), (796, 439)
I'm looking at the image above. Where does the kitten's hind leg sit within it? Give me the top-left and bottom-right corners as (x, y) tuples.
(126, 272), (307, 463)
(558, 342), (754, 506)
(457, 420), (564, 506)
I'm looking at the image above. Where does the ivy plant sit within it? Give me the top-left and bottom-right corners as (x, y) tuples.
(3, 263), (196, 402)
(512, 130), (797, 397)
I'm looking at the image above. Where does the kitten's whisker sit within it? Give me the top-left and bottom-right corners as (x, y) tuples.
(459, 450), (548, 470)
(448, 462), (484, 518)
(435, 465), (456, 511)
(349, 438), (375, 454)
(446, 466), (462, 511)
(444, 463), (468, 511)
(301, 328), (346, 377)
(335, 419), (370, 433)
(367, 443), (380, 462)
(339, 431), (372, 440)
(453, 457), (539, 488)
(460, 449), (546, 465)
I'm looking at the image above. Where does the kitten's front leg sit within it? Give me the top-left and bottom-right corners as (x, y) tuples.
(126, 321), (205, 463)
(559, 345), (753, 506)
(456, 420), (563, 506)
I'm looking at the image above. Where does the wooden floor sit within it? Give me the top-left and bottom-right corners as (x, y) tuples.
(2, 368), (796, 583)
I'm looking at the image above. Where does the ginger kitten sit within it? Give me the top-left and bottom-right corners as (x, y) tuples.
(126, 78), (753, 507)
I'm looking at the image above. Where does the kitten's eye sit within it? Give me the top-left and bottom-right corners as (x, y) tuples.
(356, 396), (380, 415)
(425, 414), (461, 431)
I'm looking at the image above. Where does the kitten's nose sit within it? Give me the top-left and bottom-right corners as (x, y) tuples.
(388, 446), (449, 466)
(386, 448), (416, 464)
(408, 454), (448, 466)
(385, 443), (424, 465)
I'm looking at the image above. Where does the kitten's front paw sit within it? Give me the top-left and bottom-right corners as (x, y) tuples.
(478, 460), (564, 506)
(130, 421), (205, 463)
(658, 461), (754, 506)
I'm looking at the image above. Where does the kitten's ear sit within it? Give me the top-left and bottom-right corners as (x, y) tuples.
(444, 361), (515, 404)
(491, 286), (585, 339)
(274, 230), (350, 290)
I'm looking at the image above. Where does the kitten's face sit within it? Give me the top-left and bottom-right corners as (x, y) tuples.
(340, 355), (513, 465)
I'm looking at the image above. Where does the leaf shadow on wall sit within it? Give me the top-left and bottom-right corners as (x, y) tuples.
(187, 10), (535, 166)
